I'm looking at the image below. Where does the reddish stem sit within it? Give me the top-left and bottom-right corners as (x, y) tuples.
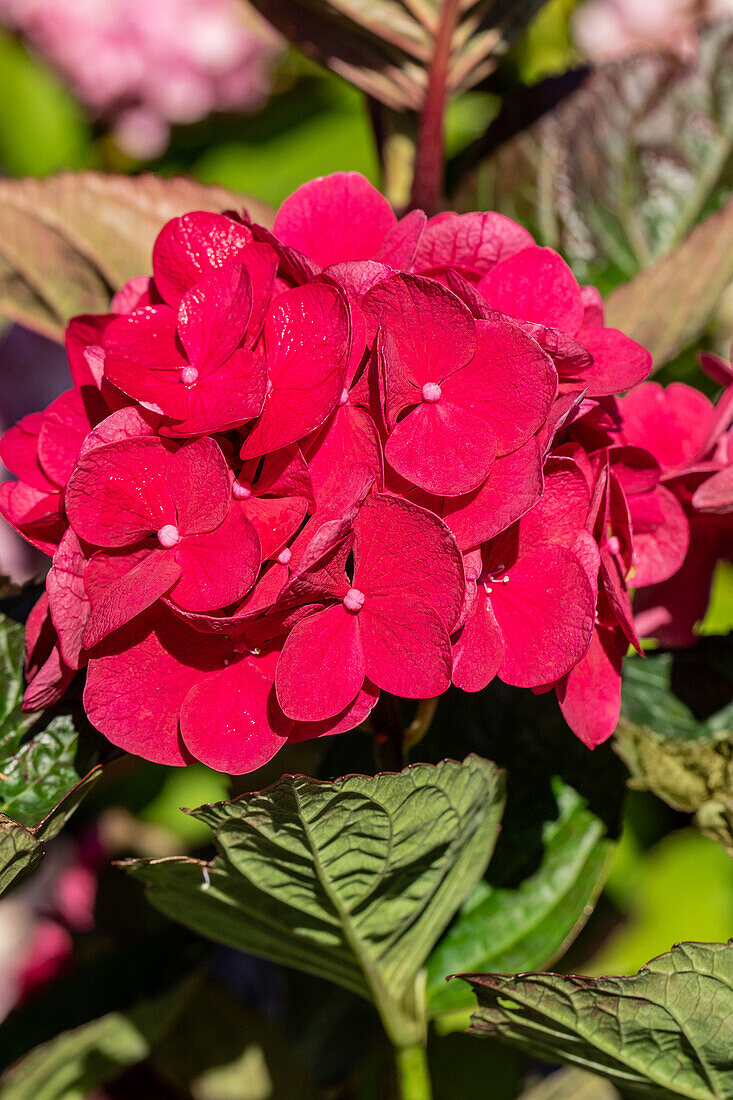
(410, 0), (461, 215)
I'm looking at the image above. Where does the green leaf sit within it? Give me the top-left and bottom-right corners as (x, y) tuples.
(152, 979), (321, 1100)
(125, 756), (503, 1046)
(0, 980), (194, 1100)
(617, 643), (733, 853)
(464, 940), (733, 1100)
(0, 29), (91, 177)
(0, 172), (274, 341)
(518, 1067), (620, 1099)
(425, 777), (612, 1023)
(246, 0), (549, 111)
(0, 612), (105, 893)
(0, 814), (41, 895)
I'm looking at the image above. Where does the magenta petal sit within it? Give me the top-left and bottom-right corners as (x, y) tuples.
(633, 534), (720, 647)
(66, 314), (112, 388)
(516, 455), (591, 553)
(78, 407), (156, 461)
(84, 615), (217, 766)
(556, 626), (626, 748)
(162, 348), (267, 437)
(177, 263), (252, 371)
(276, 604), (365, 722)
(0, 481), (62, 554)
(692, 466), (733, 514)
(152, 212), (254, 307)
(181, 654), (292, 774)
(619, 382), (714, 473)
(83, 549), (182, 649)
(629, 485), (690, 587)
(274, 172), (396, 266)
(362, 273), (475, 388)
(360, 593), (452, 699)
(454, 320), (557, 453)
(608, 445), (661, 495)
(168, 437), (230, 536)
(0, 413), (55, 492)
(241, 283), (349, 458)
(46, 529), (90, 670)
(288, 679), (379, 742)
(452, 589), (504, 693)
(241, 496), (306, 561)
(241, 242), (278, 347)
(493, 545), (595, 687)
(37, 387), (106, 487)
(577, 326), (651, 397)
(170, 508), (261, 611)
(413, 211), (533, 279)
(386, 400), (497, 497)
(479, 246), (584, 333)
(354, 493), (465, 631)
(375, 209), (426, 268)
(306, 405), (382, 510)
(443, 438), (544, 550)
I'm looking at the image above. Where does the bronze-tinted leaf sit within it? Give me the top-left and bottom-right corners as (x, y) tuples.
(0, 172), (273, 341)
(247, 0), (549, 110)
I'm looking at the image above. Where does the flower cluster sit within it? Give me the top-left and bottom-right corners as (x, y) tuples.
(0, 0), (279, 158)
(2, 172), (731, 773)
(573, 0), (733, 62)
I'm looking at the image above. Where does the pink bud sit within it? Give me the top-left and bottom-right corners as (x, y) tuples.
(421, 382), (441, 403)
(181, 365), (199, 385)
(157, 524), (180, 549)
(342, 587), (365, 613)
(232, 480), (252, 500)
(277, 546), (292, 565)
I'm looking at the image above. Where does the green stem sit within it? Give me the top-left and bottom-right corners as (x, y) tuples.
(395, 1042), (433, 1100)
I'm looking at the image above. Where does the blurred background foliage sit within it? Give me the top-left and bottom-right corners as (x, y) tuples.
(0, 1), (732, 1096)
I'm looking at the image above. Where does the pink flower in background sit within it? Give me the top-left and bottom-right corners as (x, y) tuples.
(573, 0), (733, 62)
(0, 0), (280, 158)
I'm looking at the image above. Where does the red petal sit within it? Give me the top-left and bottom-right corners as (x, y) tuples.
(619, 382), (714, 473)
(152, 212), (253, 307)
(169, 507), (260, 611)
(0, 413), (55, 492)
(37, 387), (106, 487)
(84, 614), (225, 765)
(177, 263), (252, 371)
(274, 172), (395, 266)
(360, 593), (452, 698)
(288, 679), (379, 742)
(305, 405), (382, 510)
(413, 211), (532, 279)
(442, 438), (544, 550)
(276, 604), (365, 722)
(693, 465), (733, 513)
(451, 588), (504, 693)
(556, 626), (626, 747)
(452, 320), (557, 453)
(241, 284), (349, 458)
(47, 529), (90, 669)
(241, 496), (306, 561)
(385, 399), (497, 496)
(181, 653), (292, 774)
(492, 545), (595, 687)
(362, 273), (475, 395)
(162, 348), (267, 437)
(479, 246), (584, 333)
(66, 314), (112, 389)
(354, 493), (465, 630)
(577, 327), (651, 397)
(83, 548), (181, 648)
(628, 484), (689, 587)
(375, 209), (426, 268)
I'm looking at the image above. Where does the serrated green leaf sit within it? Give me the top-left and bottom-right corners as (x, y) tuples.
(0, 979), (194, 1100)
(0, 172), (273, 341)
(125, 757), (503, 1046)
(0, 813), (41, 895)
(425, 777), (612, 1022)
(464, 940), (733, 1100)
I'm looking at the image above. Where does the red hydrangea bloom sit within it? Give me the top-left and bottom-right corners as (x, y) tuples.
(1, 170), (678, 770)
